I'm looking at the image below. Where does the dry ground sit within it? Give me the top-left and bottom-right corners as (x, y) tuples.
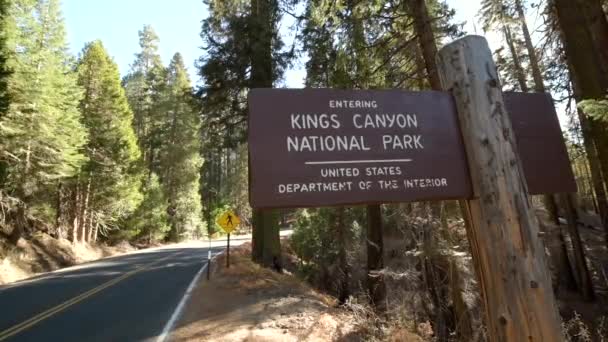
(169, 243), (364, 342)
(0, 232), (136, 285)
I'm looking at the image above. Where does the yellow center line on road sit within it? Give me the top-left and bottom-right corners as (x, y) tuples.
(0, 250), (182, 342)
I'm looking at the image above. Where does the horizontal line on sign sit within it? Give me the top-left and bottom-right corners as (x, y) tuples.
(305, 159), (413, 165)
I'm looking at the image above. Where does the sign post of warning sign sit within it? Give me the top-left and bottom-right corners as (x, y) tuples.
(215, 210), (240, 268)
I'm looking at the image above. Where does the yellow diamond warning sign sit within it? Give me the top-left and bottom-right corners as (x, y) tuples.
(216, 210), (240, 234)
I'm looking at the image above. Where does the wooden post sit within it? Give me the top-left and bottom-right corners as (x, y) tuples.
(207, 249), (211, 280)
(437, 35), (563, 342)
(226, 233), (231, 268)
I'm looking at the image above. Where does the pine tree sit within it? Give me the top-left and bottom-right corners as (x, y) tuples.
(198, 0), (293, 266)
(0, 0), (12, 185)
(123, 25), (166, 177)
(0, 0), (87, 242)
(122, 25), (171, 243)
(160, 53), (203, 242)
(73, 40), (143, 242)
(124, 173), (170, 242)
(0, 0), (10, 118)
(197, 0), (251, 239)
(480, 0), (529, 91)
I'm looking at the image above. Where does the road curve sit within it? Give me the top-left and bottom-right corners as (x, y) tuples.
(0, 243), (226, 342)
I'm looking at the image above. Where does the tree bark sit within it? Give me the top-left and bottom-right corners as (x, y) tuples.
(555, 0), (608, 190)
(502, 24), (528, 92)
(437, 35), (563, 342)
(92, 223), (98, 242)
(577, 0), (608, 76)
(80, 176), (92, 243)
(582, 154), (599, 213)
(538, 215), (578, 293)
(335, 206), (350, 304)
(555, 0), (608, 251)
(411, 1), (473, 335)
(71, 182), (81, 243)
(449, 259), (473, 341)
(411, 0), (440, 89)
(555, 224), (579, 292)
(414, 44), (427, 90)
(86, 208), (94, 243)
(560, 193), (596, 300)
(575, 101), (608, 239)
(420, 219), (451, 341)
(261, 210), (281, 270)
(8, 204), (26, 245)
(514, 1), (582, 291)
(366, 204), (386, 312)
(55, 182), (65, 239)
(249, 0), (281, 268)
(411, 1), (473, 336)
(515, 0), (542, 91)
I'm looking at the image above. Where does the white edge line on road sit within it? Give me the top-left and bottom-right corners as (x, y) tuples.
(156, 251), (222, 342)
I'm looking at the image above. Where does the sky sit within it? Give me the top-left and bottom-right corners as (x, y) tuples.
(62, 0), (543, 88)
(63, 0), (567, 128)
(63, 0), (207, 81)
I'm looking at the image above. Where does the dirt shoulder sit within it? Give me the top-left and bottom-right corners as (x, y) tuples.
(0, 233), (137, 285)
(169, 243), (361, 342)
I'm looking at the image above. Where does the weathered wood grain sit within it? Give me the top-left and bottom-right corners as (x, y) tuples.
(437, 35), (563, 342)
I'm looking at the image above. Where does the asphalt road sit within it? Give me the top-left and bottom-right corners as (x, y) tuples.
(0, 241), (236, 342)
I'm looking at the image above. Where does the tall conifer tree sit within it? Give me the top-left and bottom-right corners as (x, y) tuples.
(0, 0), (86, 242)
(123, 25), (170, 242)
(74, 41), (143, 242)
(123, 25), (166, 177)
(160, 53), (203, 241)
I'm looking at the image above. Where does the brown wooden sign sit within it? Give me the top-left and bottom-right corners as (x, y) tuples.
(504, 92), (577, 194)
(248, 89), (576, 209)
(248, 89), (472, 208)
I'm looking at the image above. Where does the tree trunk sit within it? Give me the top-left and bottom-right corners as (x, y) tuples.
(553, 0), (607, 94)
(515, 0), (543, 92)
(55, 182), (65, 239)
(449, 259), (473, 341)
(410, 0), (440, 89)
(555, 0), (608, 190)
(414, 44), (427, 90)
(555, 224), (579, 292)
(80, 176), (92, 243)
(577, 107), (608, 238)
(261, 210), (281, 270)
(92, 223), (98, 242)
(335, 206), (350, 304)
(538, 215), (578, 293)
(555, 1), (608, 248)
(437, 35), (563, 342)
(86, 208), (94, 243)
(502, 24), (528, 92)
(8, 204), (26, 245)
(577, 0), (608, 76)
(411, 0), (473, 334)
(366, 204), (386, 312)
(71, 182), (81, 243)
(514, 1), (582, 292)
(582, 155), (599, 213)
(249, 0), (280, 269)
(420, 220), (450, 341)
(560, 193), (596, 301)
